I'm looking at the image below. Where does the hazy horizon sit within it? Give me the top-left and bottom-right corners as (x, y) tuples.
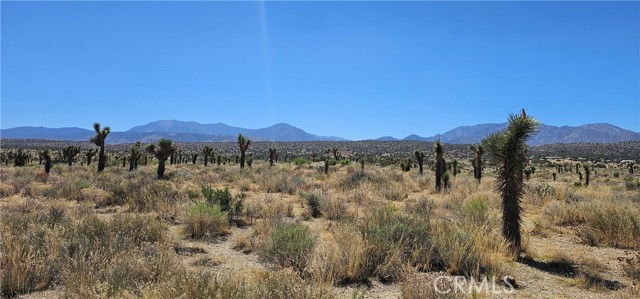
(2, 1), (639, 140)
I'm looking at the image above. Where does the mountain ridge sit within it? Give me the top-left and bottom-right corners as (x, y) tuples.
(1, 120), (638, 145)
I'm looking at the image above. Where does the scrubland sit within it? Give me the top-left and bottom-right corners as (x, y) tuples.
(1, 160), (639, 298)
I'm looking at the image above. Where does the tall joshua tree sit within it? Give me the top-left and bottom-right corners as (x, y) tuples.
(129, 142), (142, 171)
(238, 134), (251, 169)
(434, 141), (445, 192)
(146, 139), (176, 179)
(42, 150), (52, 175)
(85, 149), (98, 166)
(330, 147), (340, 160)
(191, 153), (198, 164)
(482, 109), (538, 252)
(202, 146), (213, 167)
(414, 150), (425, 175)
(583, 164), (590, 186)
(469, 145), (485, 183)
(269, 148), (277, 166)
(90, 123), (110, 172)
(62, 146), (81, 166)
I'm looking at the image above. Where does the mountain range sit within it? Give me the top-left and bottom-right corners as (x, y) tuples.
(1, 120), (639, 145)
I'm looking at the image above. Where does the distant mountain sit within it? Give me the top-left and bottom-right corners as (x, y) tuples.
(400, 122), (640, 145)
(0, 121), (347, 143)
(1, 126), (94, 140)
(374, 136), (399, 141)
(2, 120), (638, 145)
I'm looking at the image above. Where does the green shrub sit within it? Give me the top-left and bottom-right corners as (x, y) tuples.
(339, 159), (351, 166)
(292, 157), (311, 166)
(202, 185), (232, 211)
(260, 222), (316, 272)
(300, 192), (324, 218)
(185, 203), (229, 239)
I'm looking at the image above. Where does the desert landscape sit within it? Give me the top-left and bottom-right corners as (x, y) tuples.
(1, 116), (639, 299)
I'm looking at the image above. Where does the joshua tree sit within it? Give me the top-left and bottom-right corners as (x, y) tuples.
(90, 123), (110, 172)
(13, 149), (29, 167)
(524, 167), (531, 181)
(146, 139), (176, 179)
(434, 141), (445, 192)
(414, 150), (425, 175)
(443, 171), (451, 190)
(629, 163), (635, 174)
(61, 146), (81, 166)
(85, 149), (98, 165)
(578, 171), (583, 182)
(330, 147), (340, 160)
(400, 158), (412, 172)
(237, 134), (251, 169)
(216, 155), (222, 166)
(247, 153), (254, 168)
(552, 173), (556, 181)
(42, 150), (52, 175)
(482, 109), (538, 252)
(129, 142), (142, 171)
(311, 153), (318, 162)
(583, 165), (590, 186)
(203, 146), (213, 167)
(324, 159), (329, 174)
(191, 153), (198, 164)
(269, 148), (277, 166)
(452, 160), (458, 176)
(469, 145), (485, 183)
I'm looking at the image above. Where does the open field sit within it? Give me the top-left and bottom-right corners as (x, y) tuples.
(1, 143), (639, 298)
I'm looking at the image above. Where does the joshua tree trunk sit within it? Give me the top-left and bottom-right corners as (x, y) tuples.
(158, 159), (166, 179)
(44, 158), (51, 175)
(240, 151), (246, 168)
(97, 146), (106, 172)
(204, 156), (209, 167)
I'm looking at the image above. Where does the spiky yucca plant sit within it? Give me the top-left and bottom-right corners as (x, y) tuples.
(269, 148), (277, 166)
(434, 141), (445, 192)
(203, 146), (213, 167)
(62, 146), (81, 166)
(238, 134), (251, 169)
(583, 164), (590, 186)
(90, 123), (110, 172)
(85, 149), (98, 165)
(128, 142), (142, 171)
(146, 139), (176, 179)
(13, 149), (30, 167)
(482, 109), (538, 252)
(414, 150), (425, 175)
(42, 150), (52, 175)
(469, 145), (485, 183)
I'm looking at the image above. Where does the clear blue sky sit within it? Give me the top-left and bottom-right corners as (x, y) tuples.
(2, 1), (639, 140)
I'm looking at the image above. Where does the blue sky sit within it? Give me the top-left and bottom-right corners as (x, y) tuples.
(2, 1), (639, 140)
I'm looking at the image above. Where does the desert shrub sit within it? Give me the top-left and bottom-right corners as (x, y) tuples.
(357, 205), (433, 282)
(529, 182), (555, 204)
(577, 201), (640, 249)
(260, 221), (316, 272)
(339, 159), (350, 166)
(110, 214), (164, 250)
(624, 176), (639, 191)
(300, 192), (324, 218)
(185, 203), (229, 239)
(203, 185), (232, 211)
(292, 157), (311, 166)
(308, 227), (369, 284)
(0, 220), (60, 297)
(431, 224), (498, 277)
(323, 196), (347, 221)
(128, 181), (180, 212)
(613, 171), (620, 178)
(459, 198), (489, 226)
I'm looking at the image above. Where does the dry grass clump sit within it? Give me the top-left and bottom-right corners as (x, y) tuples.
(185, 203), (229, 239)
(543, 190), (640, 249)
(258, 220), (317, 273)
(0, 199), (166, 298)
